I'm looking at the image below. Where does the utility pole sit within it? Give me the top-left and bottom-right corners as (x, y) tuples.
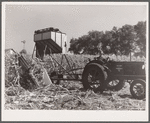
(21, 40), (26, 49)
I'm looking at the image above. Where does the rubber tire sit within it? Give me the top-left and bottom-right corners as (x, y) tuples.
(82, 63), (107, 93)
(106, 79), (125, 91)
(130, 79), (146, 100)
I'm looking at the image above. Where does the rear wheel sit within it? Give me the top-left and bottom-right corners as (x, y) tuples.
(82, 63), (107, 93)
(130, 79), (146, 100)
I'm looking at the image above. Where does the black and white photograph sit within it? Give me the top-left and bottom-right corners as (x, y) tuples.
(2, 2), (149, 121)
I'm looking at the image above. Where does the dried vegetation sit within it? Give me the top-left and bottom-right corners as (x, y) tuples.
(4, 53), (146, 110)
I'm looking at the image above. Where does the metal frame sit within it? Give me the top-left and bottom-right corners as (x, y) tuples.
(32, 44), (146, 83)
(32, 44), (84, 81)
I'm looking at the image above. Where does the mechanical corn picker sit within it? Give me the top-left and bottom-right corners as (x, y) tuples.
(29, 27), (146, 100)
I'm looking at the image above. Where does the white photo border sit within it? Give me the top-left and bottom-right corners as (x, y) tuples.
(1, 1), (149, 121)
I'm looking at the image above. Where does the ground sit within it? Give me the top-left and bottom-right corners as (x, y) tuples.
(5, 80), (145, 110)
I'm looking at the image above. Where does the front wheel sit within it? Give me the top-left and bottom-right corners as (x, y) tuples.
(82, 63), (107, 93)
(130, 79), (146, 100)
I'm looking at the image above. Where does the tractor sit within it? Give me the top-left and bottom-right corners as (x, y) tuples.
(82, 56), (146, 99)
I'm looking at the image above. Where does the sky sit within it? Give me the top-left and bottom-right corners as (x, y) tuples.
(3, 2), (147, 54)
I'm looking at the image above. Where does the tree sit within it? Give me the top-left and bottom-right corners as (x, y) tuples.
(101, 31), (113, 55)
(101, 27), (122, 56)
(69, 31), (104, 55)
(119, 25), (136, 56)
(69, 38), (80, 54)
(134, 21), (146, 57)
(109, 27), (122, 55)
(69, 21), (146, 58)
(102, 23), (145, 58)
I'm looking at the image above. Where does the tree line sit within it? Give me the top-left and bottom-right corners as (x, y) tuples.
(69, 21), (146, 57)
